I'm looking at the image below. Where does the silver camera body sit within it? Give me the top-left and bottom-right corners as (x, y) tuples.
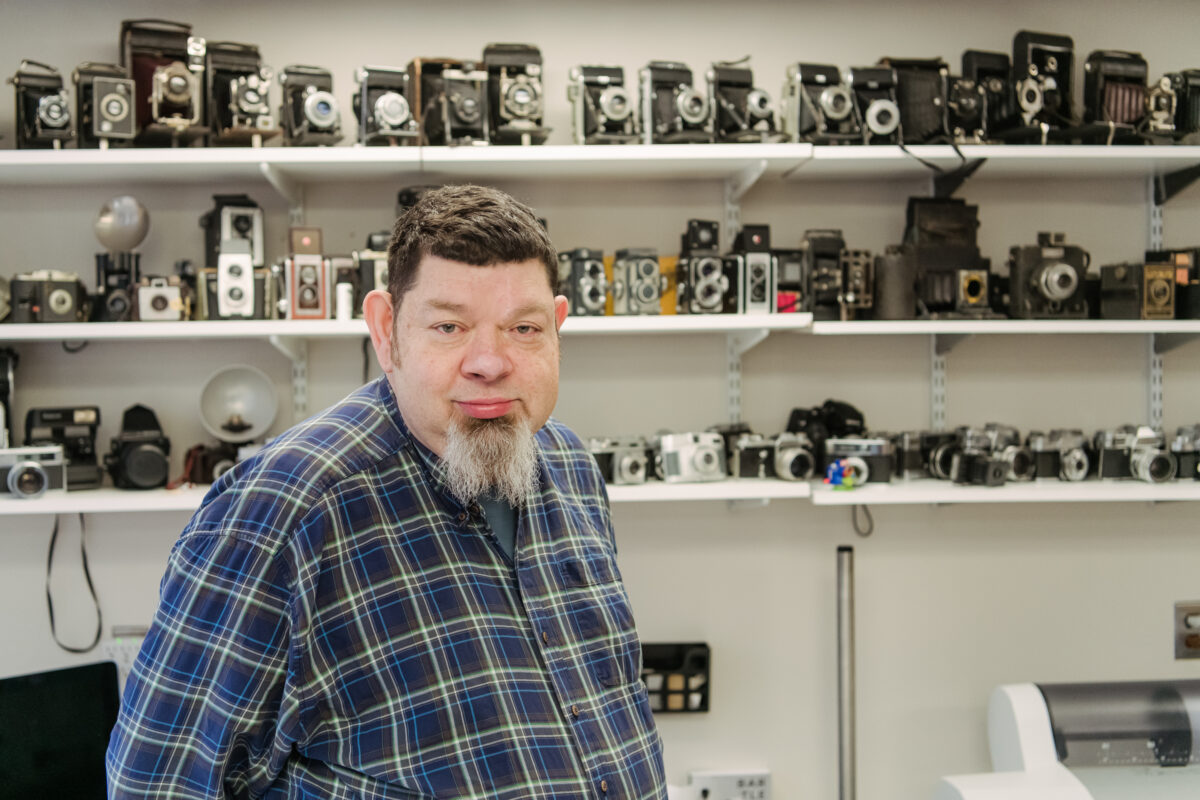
(825, 436), (895, 483)
(612, 249), (665, 315)
(1146, 75), (1177, 134)
(782, 62), (859, 144)
(640, 60), (712, 144)
(135, 275), (186, 321)
(279, 65), (342, 146)
(355, 65), (418, 145)
(568, 65), (638, 144)
(216, 239), (256, 318)
(655, 432), (727, 483)
(0, 444), (67, 498)
(982, 422), (1036, 482)
(1095, 425), (1177, 483)
(588, 436), (651, 485)
(559, 248), (608, 317)
(1028, 429), (1091, 481)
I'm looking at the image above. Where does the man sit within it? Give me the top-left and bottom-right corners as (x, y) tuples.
(107, 185), (667, 799)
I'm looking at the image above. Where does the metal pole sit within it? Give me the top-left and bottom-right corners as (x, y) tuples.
(837, 545), (856, 800)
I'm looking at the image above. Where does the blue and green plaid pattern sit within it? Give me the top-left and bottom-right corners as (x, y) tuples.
(106, 377), (666, 799)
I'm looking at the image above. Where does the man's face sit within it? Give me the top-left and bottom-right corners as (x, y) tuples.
(371, 254), (568, 457)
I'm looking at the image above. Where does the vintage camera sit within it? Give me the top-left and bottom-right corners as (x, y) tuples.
(120, 19), (206, 146)
(980, 423), (1035, 482)
(1167, 70), (1200, 139)
(781, 63), (859, 144)
(786, 399), (866, 472)
(1171, 425), (1200, 481)
(676, 220), (734, 315)
(1094, 425), (1177, 483)
(902, 197), (989, 317)
(1027, 429), (1091, 482)
(946, 76), (986, 142)
(588, 437), (651, 485)
(1012, 30), (1074, 131)
(0, 278), (9, 323)
(105, 404), (171, 490)
(415, 58), (490, 146)
(9, 271), (89, 323)
(1007, 232), (1090, 319)
(878, 57), (949, 144)
(1145, 75), (1178, 135)
(0, 349), (15, 448)
(891, 430), (937, 480)
(774, 249), (808, 313)
(953, 269), (992, 315)
(559, 248), (608, 317)
(198, 240), (268, 320)
(279, 64), (342, 146)
(1099, 262), (1174, 320)
(353, 231), (390, 313)
(839, 249), (873, 320)
(9, 60), (74, 149)
(206, 41), (276, 146)
(801, 229), (847, 321)
(183, 441), (238, 485)
(354, 65), (418, 145)
(285, 227), (329, 320)
(329, 256), (357, 320)
(612, 249), (665, 315)
(1082, 50), (1147, 143)
(24, 406), (101, 490)
(936, 428), (1008, 486)
(708, 60), (778, 143)
(568, 65), (637, 144)
(725, 226), (775, 315)
(94, 193), (144, 324)
(654, 432), (727, 484)
(640, 61), (711, 144)
(962, 50), (1016, 140)
(0, 444), (66, 498)
(200, 194), (264, 270)
(847, 66), (901, 144)
(72, 62), (136, 148)
(825, 437), (895, 483)
(133, 275), (189, 321)
(731, 432), (814, 481)
(1146, 248), (1200, 319)
(483, 43), (548, 145)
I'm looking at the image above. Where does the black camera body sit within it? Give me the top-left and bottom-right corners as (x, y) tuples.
(206, 41), (277, 146)
(902, 197), (989, 317)
(962, 49), (1016, 140)
(105, 404), (171, 490)
(708, 62), (777, 143)
(410, 58), (490, 146)
(558, 248), (607, 317)
(801, 229), (847, 321)
(568, 65), (637, 144)
(279, 64), (342, 146)
(786, 399), (866, 472)
(1008, 232), (1090, 319)
(184, 441), (238, 485)
(94, 251), (141, 322)
(25, 406), (102, 490)
(1012, 30), (1075, 131)
(676, 220), (734, 314)
(640, 61), (712, 144)
(946, 76), (986, 143)
(1167, 70), (1200, 139)
(119, 18), (207, 146)
(878, 57), (949, 144)
(782, 63), (859, 144)
(1027, 429), (1091, 482)
(1171, 426), (1200, 481)
(10, 271), (90, 323)
(483, 43), (548, 145)
(847, 66), (901, 144)
(1100, 262), (1175, 320)
(72, 62), (136, 148)
(10, 60), (74, 149)
(1082, 50), (1147, 143)
(353, 65), (418, 145)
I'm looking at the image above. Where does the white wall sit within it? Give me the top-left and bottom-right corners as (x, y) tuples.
(3, 1), (1200, 798)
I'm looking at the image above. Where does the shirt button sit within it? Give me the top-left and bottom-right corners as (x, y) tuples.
(570, 704), (579, 718)
(456, 512), (467, 522)
(600, 779), (608, 793)
(541, 631), (549, 644)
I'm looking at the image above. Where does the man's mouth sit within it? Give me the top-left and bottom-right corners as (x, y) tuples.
(455, 399), (515, 420)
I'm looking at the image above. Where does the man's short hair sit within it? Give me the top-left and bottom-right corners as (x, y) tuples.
(386, 184), (558, 309)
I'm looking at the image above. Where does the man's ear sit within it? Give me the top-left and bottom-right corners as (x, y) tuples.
(363, 289), (398, 373)
(553, 295), (568, 331)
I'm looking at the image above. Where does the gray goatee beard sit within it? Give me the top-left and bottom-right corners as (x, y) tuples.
(440, 416), (539, 507)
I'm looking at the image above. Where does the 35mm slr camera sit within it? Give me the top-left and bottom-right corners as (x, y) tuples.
(1094, 425), (1177, 483)
(105, 404), (171, 490)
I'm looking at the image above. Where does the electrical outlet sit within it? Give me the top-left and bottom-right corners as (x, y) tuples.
(1176, 601), (1200, 659)
(688, 770), (771, 800)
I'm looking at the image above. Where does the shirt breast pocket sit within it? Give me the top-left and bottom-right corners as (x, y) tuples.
(558, 546), (641, 689)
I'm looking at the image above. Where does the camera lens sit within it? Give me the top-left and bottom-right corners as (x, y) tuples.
(304, 90), (339, 129)
(843, 456), (870, 484)
(747, 89), (772, 119)
(37, 93), (70, 129)
(375, 92), (412, 128)
(228, 287), (244, 302)
(1002, 446), (1036, 481)
(126, 444), (168, 489)
(8, 462), (48, 498)
(694, 448), (720, 475)
(48, 288), (74, 316)
(151, 294), (169, 312)
(1038, 263), (1078, 302)
(599, 87), (631, 121)
(102, 93), (130, 121)
(636, 282), (658, 304)
(505, 82), (537, 118)
(964, 276), (984, 301)
(1060, 448), (1090, 482)
(300, 285), (318, 306)
(452, 90), (482, 124)
(637, 260), (658, 279)
(300, 264), (318, 284)
(1148, 278), (1172, 305)
(819, 86), (852, 121)
(1131, 448), (1177, 483)
(676, 87), (708, 125)
(775, 447), (814, 481)
(865, 99), (900, 136)
(930, 442), (959, 480)
(106, 292), (128, 316)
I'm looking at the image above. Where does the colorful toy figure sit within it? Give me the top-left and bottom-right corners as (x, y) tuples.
(824, 457), (859, 490)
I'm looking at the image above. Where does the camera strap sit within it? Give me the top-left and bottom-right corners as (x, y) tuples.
(45, 513), (103, 654)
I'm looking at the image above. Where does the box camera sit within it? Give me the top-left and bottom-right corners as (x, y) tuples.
(106, 404), (171, 490)
(134, 275), (190, 321)
(72, 62), (135, 148)
(94, 249), (140, 322)
(1146, 248), (1200, 319)
(1167, 70), (1200, 139)
(839, 249), (873, 320)
(24, 406), (101, 490)
(802, 229), (847, 321)
(847, 66), (901, 144)
(197, 241), (271, 320)
(654, 432), (727, 484)
(732, 432), (814, 481)
(781, 63), (859, 144)
(354, 65), (418, 145)
(286, 227), (329, 320)
(279, 64), (342, 146)
(825, 437), (894, 483)
(568, 65), (638, 144)
(1145, 75), (1177, 135)
(946, 76), (986, 143)
(201, 194), (264, 270)
(558, 248), (607, 317)
(676, 220), (734, 315)
(588, 437), (651, 485)
(708, 61), (778, 143)
(1171, 425), (1200, 481)
(10, 271), (89, 323)
(1012, 30), (1074, 131)
(0, 444), (66, 499)
(1094, 425), (1177, 483)
(1099, 262), (1174, 320)
(902, 197), (989, 317)
(1027, 429), (1091, 482)
(1007, 232), (1090, 319)
(773, 249), (808, 313)
(640, 60), (712, 144)
(483, 43), (549, 146)
(878, 57), (949, 144)
(962, 50), (1017, 140)
(120, 19), (207, 146)
(1082, 50), (1147, 143)
(206, 40), (277, 146)
(612, 249), (665, 315)
(9, 59), (74, 149)
(726, 225), (775, 315)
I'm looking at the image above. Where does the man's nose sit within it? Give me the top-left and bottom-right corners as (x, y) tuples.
(461, 329), (511, 381)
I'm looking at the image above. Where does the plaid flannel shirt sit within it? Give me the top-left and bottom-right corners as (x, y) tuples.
(106, 376), (666, 799)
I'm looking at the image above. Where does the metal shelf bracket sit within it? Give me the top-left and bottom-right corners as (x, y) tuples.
(726, 329), (769, 422)
(723, 158), (768, 247)
(930, 335), (948, 431)
(934, 333), (971, 355)
(931, 158), (987, 199)
(1148, 333), (1164, 429)
(268, 335), (309, 422)
(260, 162), (305, 226)
(1153, 162), (1200, 206)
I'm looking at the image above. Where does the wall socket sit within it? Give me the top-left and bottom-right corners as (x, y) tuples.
(688, 770), (771, 800)
(1175, 602), (1200, 659)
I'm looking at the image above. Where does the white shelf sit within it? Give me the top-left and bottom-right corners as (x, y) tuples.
(607, 479), (810, 503)
(0, 487), (209, 516)
(810, 478), (1200, 506)
(810, 320), (1200, 336)
(562, 313), (812, 335)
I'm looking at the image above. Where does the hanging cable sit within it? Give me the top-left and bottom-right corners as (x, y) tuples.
(851, 504), (874, 538)
(46, 513), (103, 653)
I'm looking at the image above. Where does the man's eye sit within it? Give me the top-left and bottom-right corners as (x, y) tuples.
(514, 325), (538, 335)
(436, 323), (459, 334)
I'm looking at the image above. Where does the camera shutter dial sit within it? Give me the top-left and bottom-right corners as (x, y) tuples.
(7, 461), (48, 498)
(503, 75), (541, 119)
